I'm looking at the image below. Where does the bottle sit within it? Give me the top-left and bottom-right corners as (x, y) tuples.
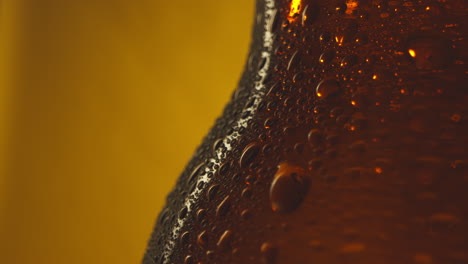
(143, 0), (467, 263)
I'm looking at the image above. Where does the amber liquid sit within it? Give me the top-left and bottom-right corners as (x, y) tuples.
(144, 0), (467, 263)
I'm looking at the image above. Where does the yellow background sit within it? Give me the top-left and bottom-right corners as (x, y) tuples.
(1, 1), (253, 263)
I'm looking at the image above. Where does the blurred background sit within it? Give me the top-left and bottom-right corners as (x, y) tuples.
(0, 0), (253, 263)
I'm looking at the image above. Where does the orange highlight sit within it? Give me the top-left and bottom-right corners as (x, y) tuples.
(289, 0), (302, 20)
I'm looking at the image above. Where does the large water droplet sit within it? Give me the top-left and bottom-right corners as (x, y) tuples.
(270, 163), (309, 213)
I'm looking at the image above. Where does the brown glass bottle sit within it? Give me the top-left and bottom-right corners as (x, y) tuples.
(143, 0), (467, 263)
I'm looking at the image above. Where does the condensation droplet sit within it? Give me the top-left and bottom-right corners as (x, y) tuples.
(340, 54), (358, 67)
(188, 163), (204, 184)
(261, 242), (278, 264)
(319, 49), (336, 64)
(241, 187), (253, 199)
(197, 230), (207, 247)
(335, 2), (347, 14)
(179, 206), (188, 219)
(240, 143), (260, 168)
(320, 32), (332, 43)
(216, 195), (231, 217)
(308, 129), (323, 146)
(241, 209), (252, 220)
(270, 163), (309, 213)
(207, 184), (220, 201)
(184, 255), (194, 264)
(196, 209), (206, 222)
(217, 230), (233, 251)
(316, 79), (340, 99)
(206, 250), (215, 259)
(180, 231), (190, 247)
(219, 162), (231, 175)
(302, 4), (320, 26)
(287, 51), (299, 71)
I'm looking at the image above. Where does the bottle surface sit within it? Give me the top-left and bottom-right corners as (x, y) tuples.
(144, 0), (467, 263)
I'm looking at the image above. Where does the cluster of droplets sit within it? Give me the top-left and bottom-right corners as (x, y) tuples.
(145, 0), (467, 263)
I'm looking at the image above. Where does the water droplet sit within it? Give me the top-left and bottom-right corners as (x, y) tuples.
(320, 32), (332, 43)
(294, 143), (306, 153)
(197, 181), (205, 190)
(241, 209), (252, 220)
(245, 174), (256, 185)
(340, 54), (358, 67)
(217, 230), (232, 251)
(260, 242), (278, 264)
(270, 163), (309, 213)
(354, 32), (369, 44)
(206, 250), (215, 259)
(258, 57), (268, 71)
(196, 209), (206, 222)
(335, 2), (347, 14)
(293, 72), (306, 83)
(241, 187), (253, 199)
(319, 49), (336, 64)
(268, 9), (280, 33)
(184, 255), (194, 264)
(197, 230), (207, 247)
(219, 162), (231, 175)
(216, 195), (231, 217)
(308, 159), (323, 170)
(179, 206), (188, 219)
(350, 94), (368, 108)
(213, 138), (223, 153)
(302, 4), (320, 26)
(207, 184), (220, 201)
(240, 143), (260, 168)
(307, 129), (324, 146)
(316, 79), (340, 99)
(180, 231), (190, 246)
(188, 163), (204, 184)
